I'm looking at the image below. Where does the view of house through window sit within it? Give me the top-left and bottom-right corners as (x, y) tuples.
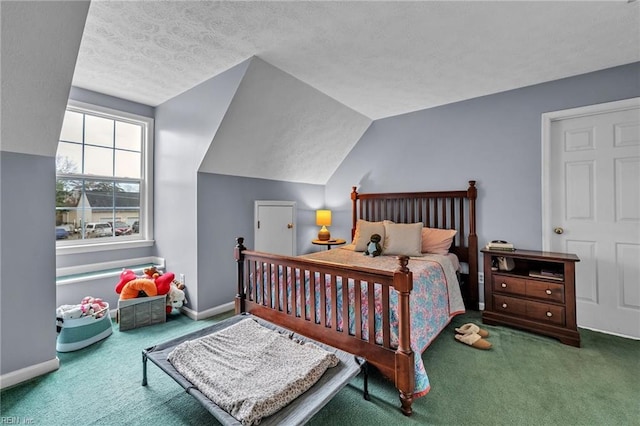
(55, 104), (150, 243)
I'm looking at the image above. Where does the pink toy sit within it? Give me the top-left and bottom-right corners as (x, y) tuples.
(115, 270), (137, 294)
(155, 272), (174, 296)
(80, 296), (108, 318)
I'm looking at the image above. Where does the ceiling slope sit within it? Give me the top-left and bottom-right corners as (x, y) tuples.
(73, 1), (640, 119)
(198, 57), (372, 184)
(1, 1), (90, 156)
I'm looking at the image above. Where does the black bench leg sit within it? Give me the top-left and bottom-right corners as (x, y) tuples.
(142, 351), (148, 386)
(362, 362), (370, 401)
(356, 357), (370, 401)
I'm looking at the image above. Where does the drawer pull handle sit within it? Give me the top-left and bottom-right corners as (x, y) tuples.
(502, 303), (508, 308)
(546, 311), (553, 317)
(501, 283), (507, 288)
(545, 289), (552, 295)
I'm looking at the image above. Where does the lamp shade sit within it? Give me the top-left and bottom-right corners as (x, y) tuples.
(316, 210), (332, 226)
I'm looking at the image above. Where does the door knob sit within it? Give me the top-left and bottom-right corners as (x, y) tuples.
(287, 223), (293, 229)
(553, 227), (564, 235)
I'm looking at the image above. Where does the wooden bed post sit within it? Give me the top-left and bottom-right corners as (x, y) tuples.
(466, 181), (479, 310)
(393, 256), (415, 416)
(234, 237), (247, 314)
(351, 186), (358, 240)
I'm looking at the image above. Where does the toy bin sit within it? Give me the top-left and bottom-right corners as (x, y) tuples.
(56, 304), (113, 352)
(117, 295), (166, 331)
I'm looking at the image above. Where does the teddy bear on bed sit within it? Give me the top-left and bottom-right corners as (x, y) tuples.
(363, 233), (383, 257)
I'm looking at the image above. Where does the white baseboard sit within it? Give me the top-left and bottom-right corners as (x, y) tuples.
(0, 357), (60, 390)
(478, 302), (485, 311)
(579, 325), (640, 340)
(180, 301), (235, 321)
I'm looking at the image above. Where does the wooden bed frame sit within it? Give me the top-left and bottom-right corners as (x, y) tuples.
(234, 181), (478, 416)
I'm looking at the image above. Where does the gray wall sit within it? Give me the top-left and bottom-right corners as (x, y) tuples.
(1, 1), (90, 378)
(154, 57), (329, 312)
(196, 173), (324, 309)
(326, 62), (640, 303)
(154, 59), (251, 312)
(68, 86), (155, 119)
(0, 152), (58, 373)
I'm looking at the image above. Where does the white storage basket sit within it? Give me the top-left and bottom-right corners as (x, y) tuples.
(56, 304), (113, 352)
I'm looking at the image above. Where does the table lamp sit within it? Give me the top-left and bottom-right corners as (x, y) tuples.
(316, 209), (332, 241)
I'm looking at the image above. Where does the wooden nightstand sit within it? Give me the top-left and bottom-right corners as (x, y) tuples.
(312, 239), (346, 250)
(481, 248), (580, 347)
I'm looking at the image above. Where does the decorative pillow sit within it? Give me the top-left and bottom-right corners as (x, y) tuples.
(383, 222), (423, 256)
(421, 227), (458, 255)
(353, 220), (386, 251)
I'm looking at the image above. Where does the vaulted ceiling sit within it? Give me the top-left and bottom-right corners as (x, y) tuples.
(8, 1), (636, 184)
(74, 1), (640, 119)
(69, 1), (640, 184)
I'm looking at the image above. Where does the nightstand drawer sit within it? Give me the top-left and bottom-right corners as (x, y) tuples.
(526, 281), (565, 303)
(526, 300), (565, 326)
(492, 275), (526, 296)
(493, 295), (527, 316)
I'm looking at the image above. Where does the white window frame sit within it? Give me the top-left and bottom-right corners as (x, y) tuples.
(56, 100), (154, 255)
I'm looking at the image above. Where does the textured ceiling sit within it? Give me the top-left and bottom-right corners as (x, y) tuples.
(199, 57), (372, 184)
(74, 1), (640, 120)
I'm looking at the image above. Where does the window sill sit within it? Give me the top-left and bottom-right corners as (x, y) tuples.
(56, 239), (154, 256)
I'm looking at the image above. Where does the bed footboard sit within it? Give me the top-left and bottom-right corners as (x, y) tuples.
(234, 237), (415, 416)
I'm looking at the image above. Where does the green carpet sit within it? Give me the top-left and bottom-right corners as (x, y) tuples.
(1, 311), (638, 425)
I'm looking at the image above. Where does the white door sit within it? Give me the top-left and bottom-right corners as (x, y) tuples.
(254, 201), (296, 256)
(543, 98), (640, 339)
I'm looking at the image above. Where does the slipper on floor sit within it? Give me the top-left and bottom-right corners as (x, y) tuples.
(455, 323), (490, 338)
(454, 332), (492, 350)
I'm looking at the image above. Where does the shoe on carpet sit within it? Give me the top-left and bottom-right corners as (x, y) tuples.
(455, 323), (490, 338)
(454, 332), (492, 350)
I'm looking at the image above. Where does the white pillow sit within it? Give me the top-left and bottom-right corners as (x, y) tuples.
(353, 220), (386, 251)
(383, 222), (423, 256)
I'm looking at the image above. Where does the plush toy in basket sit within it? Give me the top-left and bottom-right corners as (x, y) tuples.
(115, 267), (187, 314)
(56, 296), (112, 352)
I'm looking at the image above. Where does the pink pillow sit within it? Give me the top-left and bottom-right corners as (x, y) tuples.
(421, 227), (457, 255)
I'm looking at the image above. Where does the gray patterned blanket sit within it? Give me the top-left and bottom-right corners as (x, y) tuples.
(167, 318), (339, 426)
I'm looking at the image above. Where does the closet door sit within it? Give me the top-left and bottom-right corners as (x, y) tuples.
(254, 201), (296, 256)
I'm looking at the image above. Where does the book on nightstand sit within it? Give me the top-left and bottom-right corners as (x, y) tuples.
(485, 241), (515, 251)
(528, 269), (564, 281)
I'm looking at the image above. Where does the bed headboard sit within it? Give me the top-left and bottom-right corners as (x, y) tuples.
(350, 180), (479, 309)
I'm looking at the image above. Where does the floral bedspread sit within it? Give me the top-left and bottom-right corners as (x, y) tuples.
(251, 247), (465, 398)
(301, 248), (465, 397)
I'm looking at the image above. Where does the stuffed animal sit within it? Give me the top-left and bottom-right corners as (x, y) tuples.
(363, 233), (383, 257)
(80, 296), (108, 318)
(143, 266), (161, 279)
(154, 272), (174, 296)
(166, 282), (187, 314)
(56, 304), (83, 320)
(56, 304), (84, 333)
(115, 269), (137, 294)
(119, 278), (158, 300)
(115, 269), (174, 299)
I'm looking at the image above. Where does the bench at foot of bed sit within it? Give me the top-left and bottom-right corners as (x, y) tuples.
(141, 314), (369, 426)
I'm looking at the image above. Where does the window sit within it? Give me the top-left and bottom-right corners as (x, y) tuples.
(55, 101), (153, 250)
